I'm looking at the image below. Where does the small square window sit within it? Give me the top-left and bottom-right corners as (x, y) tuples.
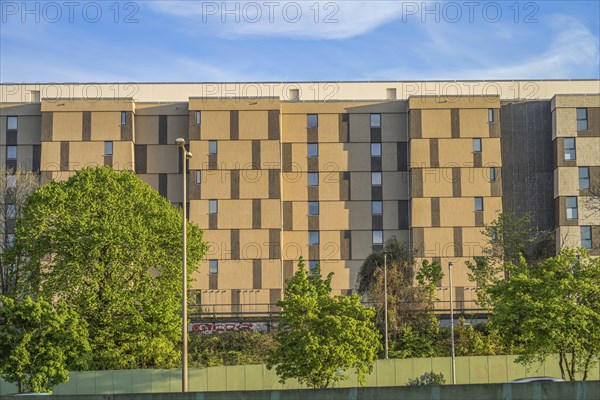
(7, 116), (18, 130)
(209, 141), (217, 155)
(372, 201), (383, 215)
(309, 231), (320, 245)
(372, 230), (383, 245)
(309, 260), (319, 273)
(209, 260), (218, 274)
(307, 114), (318, 128)
(121, 111), (127, 126)
(195, 170), (201, 185)
(307, 143), (318, 158)
(6, 204), (17, 219)
(581, 226), (592, 249)
(104, 141), (113, 156)
(579, 167), (590, 190)
(6, 175), (16, 189)
(576, 108), (588, 131)
(308, 172), (319, 187)
(473, 138), (482, 153)
(370, 143), (382, 157)
(308, 201), (319, 216)
(370, 114), (381, 128)
(490, 167), (497, 182)
(6, 146), (17, 160)
(209, 200), (218, 214)
(195, 111), (201, 126)
(566, 196), (578, 219)
(371, 172), (382, 186)
(564, 138), (576, 161)
(488, 108), (494, 123)
(474, 197), (484, 212)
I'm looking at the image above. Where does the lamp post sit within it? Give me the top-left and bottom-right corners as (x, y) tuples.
(175, 138), (192, 393)
(384, 252), (388, 359)
(448, 261), (456, 385)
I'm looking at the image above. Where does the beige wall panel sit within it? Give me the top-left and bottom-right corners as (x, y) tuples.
(439, 198), (475, 227)
(212, 260), (254, 290)
(138, 174), (158, 191)
(382, 143), (400, 171)
(68, 142), (104, 170)
(320, 230), (342, 261)
(289, 144), (308, 171)
(349, 172), (371, 201)
(45, 170), (75, 182)
(167, 116), (188, 143)
(189, 199), (208, 228)
(383, 202), (400, 230)
(460, 169), (493, 197)
(260, 141), (280, 166)
(437, 140), (476, 167)
(553, 108), (576, 138)
(190, 98), (280, 112)
(200, 170), (231, 199)
(281, 172), (307, 201)
(346, 260), (364, 293)
(409, 139), (431, 167)
(319, 260), (350, 290)
(261, 259), (283, 289)
(382, 113), (408, 142)
(349, 114), (370, 142)
(317, 114), (341, 143)
(483, 198), (503, 223)
(320, 201), (351, 230)
(239, 170), (269, 198)
(555, 226), (581, 250)
(201, 111), (231, 139)
(166, 173), (183, 203)
(282, 231), (309, 261)
(16, 116), (41, 144)
(239, 230), (271, 260)
(217, 200), (253, 229)
(135, 116), (159, 144)
(421, 109), (451, 138)
(553, 94), (600, 110)
(555, 167), (579, 196)
(577, 137), (600, 165)
(385, 230), (407, 244)
(345, 143), (371, 171)
(282, 102), (375, 115)
(290, 202), (308, 230)
(146, 145), (179, 173)
(112, 141), (135, 171)
(202, 229), (232, 259)
(90, 112), (121, 140)
(347, 201), (372, 230)
(459, 109), (489, 138)
(422, 169), (453, 197)
(281, 114), (307, 143)
(461, 227), (487, 258)
(188, 141), (207, 170)
(411, 197), (432, 227)
(423, 228), (455, 257)
(409, 96), (500, 110)
(580, 197), (600, 225)
(351, 230), (375, 260)
(481, 138), (502, 165)
(261, 199), (281, 228)
(319, 174), (341, 201)
(383, 172), (409, 199)
(220, 141), (253, 169)
(239, 111), (268, 140)
(52, 112), (83, 141)
(41, 99), (134, 113)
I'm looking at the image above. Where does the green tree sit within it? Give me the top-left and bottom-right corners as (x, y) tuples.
(13, 167), (206, 369)
(267, 258), (381, 388)
(0, 296), (90, 393)
(486, 248), (600, 380)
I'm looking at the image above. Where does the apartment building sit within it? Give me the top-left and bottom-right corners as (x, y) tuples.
(1, 81), (598, 312)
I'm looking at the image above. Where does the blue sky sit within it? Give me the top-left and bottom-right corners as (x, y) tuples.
(1, 1), (599, 82)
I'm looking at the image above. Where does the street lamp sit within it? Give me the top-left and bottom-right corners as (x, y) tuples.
(448, 261), (456, 385)
(384, 252), (388, 359)
(175, 138), (192, 393)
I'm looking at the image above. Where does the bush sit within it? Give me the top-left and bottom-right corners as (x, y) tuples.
(188, 331), (278, 367)
(407, 371), (446, 386)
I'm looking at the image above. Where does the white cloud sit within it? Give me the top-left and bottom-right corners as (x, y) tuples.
(147, 1), (410, 39)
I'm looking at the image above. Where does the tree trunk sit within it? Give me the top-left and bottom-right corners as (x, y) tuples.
(559, 352), (566, 380)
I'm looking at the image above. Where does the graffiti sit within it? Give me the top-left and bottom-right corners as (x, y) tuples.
(189, 322), (274, 334)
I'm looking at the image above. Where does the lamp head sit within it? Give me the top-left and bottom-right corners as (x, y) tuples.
(175, 138), (186, 146)
(185, 151), (192, 159)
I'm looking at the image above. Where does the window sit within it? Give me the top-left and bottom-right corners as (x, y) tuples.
(576, 108), (588, 131)
(566, 197), (578, 219)
(473, 138), (482, 153)
(7, 116), (17, 130)
(579, 167), (590, 190)
(491, 227), (498, 242)
(6, 176), (16, 189)
(474, 197), (484, 212)
(6, 234), (14, 247)
(370, 143), (382, 157)
(6, 204), (16, 219)
(564, 138), (576, 160)
(195, 170), (201, 185)
(371, 172), (382, 186)
(120, 111), (127, 126)
(104, 141), (113, 156)
(488, 108), (494, 123)
(309, 231), (320, 245)
(370, 114), (381, 128)
(581, 226), (592, 249)
(209, 200), (218, 214)
(209, 260), (218, 274)
(490, 167), (497, 182)
(309, 260), (319, 273)
(195, 111), (201, 125)
(6, 146), (17, 160)
(308, 201), (319, 216)
(307, 143), (318, 158)
(209, 141), (217, 155)
(308, 172), (319, 187)
(372, 201), (383, 215)
(307, 114), (318, 128)
(372, 230), (383, 245)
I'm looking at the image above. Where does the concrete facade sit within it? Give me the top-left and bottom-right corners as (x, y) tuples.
(1, 81), (599, 312)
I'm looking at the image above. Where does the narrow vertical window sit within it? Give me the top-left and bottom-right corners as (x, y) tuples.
(209, 200), (218, 214)
(195, 111), (201, 125)
(372, 201), (383, 215)
(579, 167), (590, 190)
(370, 114), (381, 128)
(371, 172), (382, 186)
(7, 116), (18, 130)
(308, 201), (319, 216)
(564, 138), (576, 160)
(488, 108), (494, 122)
(473, 138), (482, 153)
(308, 172), (319, 187)
(490, 167), (497, 182)
(209, 141), (217, 155)
(309, 260), (319, 273)
(6, 146), (17, 160)
(566, 197), (578, 219)
(307, 143), (318, 158)
(576, 108), (588, 131)
(309, 231), (320, 245)
(209, 260), (218, 274)
(474, 197), (484, 211)
(371, 143), (382, 157)
(372, 230), (383, 245)
(104, 141), (113, 156)
(307, 114), (318, 128)
(121, 111), (127, 126)
(580, 226), (592, 249)
(195, 170), (201, 185)
(6, 204), (17, 219)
